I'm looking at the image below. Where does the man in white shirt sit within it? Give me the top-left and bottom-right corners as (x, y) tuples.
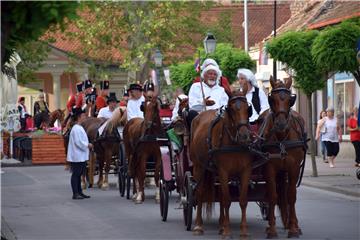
(97, 92), (119, 119)
(188, 65), (228, 112)
(236, 68), (269, 125)
(187, 65), (228, 126)
(127, 83), (145, 121)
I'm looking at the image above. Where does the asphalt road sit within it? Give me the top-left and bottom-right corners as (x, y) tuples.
(1, 165), (359, 240)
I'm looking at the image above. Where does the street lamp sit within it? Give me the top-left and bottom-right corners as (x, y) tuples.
(203, 32), (217, 55)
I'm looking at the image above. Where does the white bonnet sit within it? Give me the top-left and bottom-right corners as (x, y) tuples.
(236, 68), (258, 88)
(201, 58), (219, 70)
(201, 65), (221, 83)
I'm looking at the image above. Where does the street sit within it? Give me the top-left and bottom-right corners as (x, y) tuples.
(1, 165), (359, 240)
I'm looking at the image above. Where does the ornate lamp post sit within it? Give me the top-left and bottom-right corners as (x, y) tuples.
(203, 32), (217, 55)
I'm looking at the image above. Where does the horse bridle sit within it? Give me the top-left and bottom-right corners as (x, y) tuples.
(143, 99), (161, 133)
(225, 96), (251, 143)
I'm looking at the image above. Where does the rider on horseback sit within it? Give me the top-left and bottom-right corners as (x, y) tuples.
(126, 83), (144, 121)
(95, 80), (110, 116)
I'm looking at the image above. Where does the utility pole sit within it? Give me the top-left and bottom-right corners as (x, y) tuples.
(273, 0), (277, 80)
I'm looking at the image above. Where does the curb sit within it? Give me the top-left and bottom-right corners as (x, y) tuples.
(301, 180), (360, 198)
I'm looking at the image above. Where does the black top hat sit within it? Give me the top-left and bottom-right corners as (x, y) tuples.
(76, 82), (84, 93)
(71, 107), (85, 117)
(84, 79), (92, 89)
(123, 89), (129, 97)
(144, 81), (155, 92)
(128, 83), (143, 92)
(100, 80), (110, 90)
(107, 92), (120, 103)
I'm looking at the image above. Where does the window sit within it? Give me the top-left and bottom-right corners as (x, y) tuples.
(332, 73), (355, 136)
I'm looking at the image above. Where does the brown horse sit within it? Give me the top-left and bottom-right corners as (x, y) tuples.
(81, 108), (126, 189)
(34, 109), (65, 129)
(259, 77), (307, 238)
(123, 96), (163, 204)
(190, 84), (253, 237)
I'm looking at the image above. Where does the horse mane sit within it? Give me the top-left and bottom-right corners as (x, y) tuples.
(106, 108), (124, 134)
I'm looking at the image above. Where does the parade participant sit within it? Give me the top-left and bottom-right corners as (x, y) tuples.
(95, 80), (110, 114)
(126, 83), (145, 121)
(67, 107), (93, 200)
(18, 96), (30, 131)
(33, 90), (49, 116)
(119, 89), (129, 108)
(187, 65), (228, 125)
(236, 68), (269, 128)
(83, 79), (95, 106)
(193, 58), (231, 97)
(97, 92), (119, 119)
(171, 87), (188, 121)
(63, 82), (84, 129)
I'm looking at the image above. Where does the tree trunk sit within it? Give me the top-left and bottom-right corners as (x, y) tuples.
(307, 94), (318, 177)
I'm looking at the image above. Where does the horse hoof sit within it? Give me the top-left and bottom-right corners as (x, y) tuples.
(221, 234), (232, 240)
(88, 184), (93, 188)
(155, 198), (160, 204)
(266, 231), (278, 239)
(132, 193), (138, 201)
(218, 228), (224, 235)
(298, 228), (303, 235)
(101, 183), (109, 190)
(193, 226), (204, 236)
(81, 183), (87, 190)
(134, 199), (143, 204)
(287, 231), (300, 238)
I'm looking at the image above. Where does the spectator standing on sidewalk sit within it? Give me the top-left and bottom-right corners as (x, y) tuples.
(315, 110), (328, 162)
(67, 107), (93, 200)
(347, 106), (360, 167)
(318, 108), (342, 168)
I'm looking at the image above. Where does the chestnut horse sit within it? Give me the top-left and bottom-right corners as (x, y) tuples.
(123, 96), (163, 204)
(190, 85), (253, 237)
(34, 109), (65, 129)
(81, 108), (126, 189)
(259, 77), (307, 238)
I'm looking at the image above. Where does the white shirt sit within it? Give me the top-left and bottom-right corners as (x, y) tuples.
(171, 94), (187, 121)
(245, 86), (269, 122)
(97, 106), (114, 119)
(188, 82), (228, 112)
(18, 104), (28, 118)
(127, 95), (145, 121)
(67, 124), (89, 162)
(322, 117), (339, 142)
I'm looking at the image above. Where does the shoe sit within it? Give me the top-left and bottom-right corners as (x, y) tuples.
(79, 193), (90, 199)
(329, 164), (334, 168)
(72, 194), (84, 200)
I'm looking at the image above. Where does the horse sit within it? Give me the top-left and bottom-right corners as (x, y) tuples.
(81, 108), (126, 189)
(123, 96), (163, 204)
(190, 84), (253, 237)
(258, 77), (307, 238)
(34, 109), (65, 129)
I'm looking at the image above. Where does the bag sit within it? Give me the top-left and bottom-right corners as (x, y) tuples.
(166, 128), (182, 149)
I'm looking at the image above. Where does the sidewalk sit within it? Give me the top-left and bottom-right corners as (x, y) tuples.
(302, 154), (360, 197)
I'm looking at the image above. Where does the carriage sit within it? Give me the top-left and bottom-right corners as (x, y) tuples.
(155, 77), (308, 238)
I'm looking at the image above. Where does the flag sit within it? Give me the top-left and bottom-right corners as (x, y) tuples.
(194, 58), (201, 72)
(259, 42), (268, 65)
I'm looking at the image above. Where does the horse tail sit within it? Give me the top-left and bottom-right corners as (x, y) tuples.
(203, 169), (215, 220)
(277, 171), (289, 229)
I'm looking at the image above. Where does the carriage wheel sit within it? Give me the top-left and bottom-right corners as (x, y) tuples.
(183, 171), (193, 231)
(118, 166), (126, 197)
(258, 201), (269, 221)
(160, 180), (169, 222)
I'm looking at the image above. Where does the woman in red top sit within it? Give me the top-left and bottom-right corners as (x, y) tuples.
(347, 106), (360, 167)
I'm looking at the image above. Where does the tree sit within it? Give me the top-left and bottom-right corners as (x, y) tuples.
(170, 43), (255, 93)
(1, 1), (80, 70)
(312, 18), (360, 86)
(60, 1), (212, 83)
(267, 30), (324, 177)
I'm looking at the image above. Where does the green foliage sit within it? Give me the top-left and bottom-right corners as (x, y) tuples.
(170, 43), (255, 92)
(267, 31), (325, 95)
(312, 19), (360, 77)
(1, 1), (80, 68)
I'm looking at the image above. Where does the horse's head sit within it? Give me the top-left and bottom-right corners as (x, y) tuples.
(268, 76), (296, 131)
(143, 96), (161, 131)
(177, 97), (189, 115)
(225, 83), (251, 143)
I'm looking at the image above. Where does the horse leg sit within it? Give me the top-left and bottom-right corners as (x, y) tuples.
(135, 154), (146, 204)
(154, 148), (161, 203)
(101, 151), (112, 190)
(218, 201), (225, 235)
(265, 166), (278, 239)
(239, 167), (251, 237)
(193, 169), (204, 235)
(219, 169), (231, 238)
(287, 167), (301, 238)
(88, 152), (95, 188)
(97, 155), (104, 188)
